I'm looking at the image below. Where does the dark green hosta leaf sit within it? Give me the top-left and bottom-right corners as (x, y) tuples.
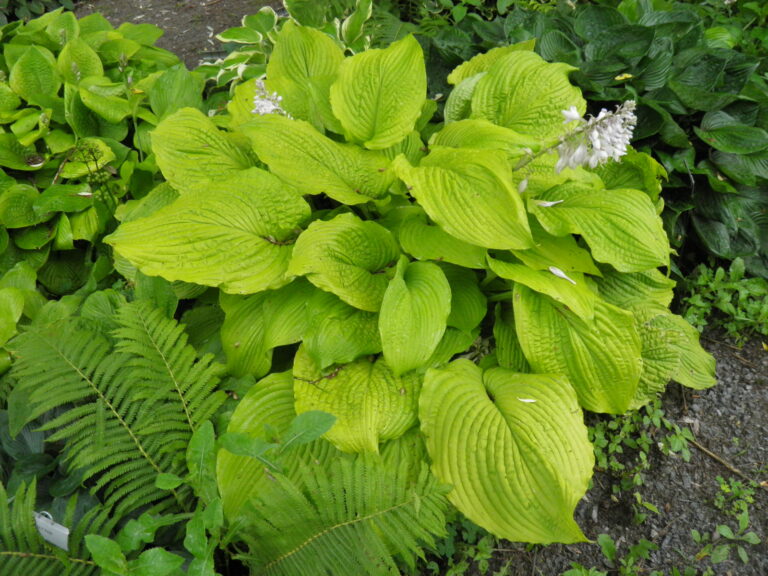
(32, 183), (93, 216)
(514, 285), (641, 414)
(712, 149), (768, 186)
(420, 360), (593, 543)
(107, 168), (310, 294)
(293, 345), (420, 453)
(379, 257), (451, 376)
(529, 181), (670, 272)
(331, 34), (426, 150)
(288, 213), (400, 312)
(242, 115), (393, 205)
(0, 133), (43, 171)
(695, 111), (768, 155)
(394, 148), (532, 250)
(266, 21), (344, 133)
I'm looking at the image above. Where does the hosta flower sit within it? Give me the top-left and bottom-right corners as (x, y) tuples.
(555, 100), (636, 173)
(252, 78), (290, 117)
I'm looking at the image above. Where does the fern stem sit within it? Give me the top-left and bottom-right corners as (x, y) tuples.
(0, 551), (97, 566)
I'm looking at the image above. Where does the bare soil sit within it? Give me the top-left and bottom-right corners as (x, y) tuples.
(70, 2), (768, 574)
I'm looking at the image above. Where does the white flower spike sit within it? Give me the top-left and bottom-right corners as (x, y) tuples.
(252, 78), (290, 117)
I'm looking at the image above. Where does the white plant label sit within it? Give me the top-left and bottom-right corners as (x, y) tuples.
(34, 511), (69, 551)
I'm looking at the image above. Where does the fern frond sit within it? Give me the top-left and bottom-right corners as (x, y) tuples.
(239, 454), (449, 576)
(7, 301), (226, 524)
(0, 481), (99, 576)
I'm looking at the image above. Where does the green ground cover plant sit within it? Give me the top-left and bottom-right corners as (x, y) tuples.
(0, 2), (743, 575)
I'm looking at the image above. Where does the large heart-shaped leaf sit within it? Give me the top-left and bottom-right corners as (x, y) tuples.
(293, 346), (420, 453)
(288, 213), (400, 312)
(241, 115), (393, 205)
(380, 257), (451, 376)
(420, 360), (593, 543)
(514, 285), (641, 414)
(107, 168), (310, 294)
(330, 34), (426, 149)
(266, 21), (344, 132)
(394, 148), (533, 250)
(151, 107), (257, 192)
(529, 182), (670, 272)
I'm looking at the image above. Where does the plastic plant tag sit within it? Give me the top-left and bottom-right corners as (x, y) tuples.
(34, 511), (70, 551)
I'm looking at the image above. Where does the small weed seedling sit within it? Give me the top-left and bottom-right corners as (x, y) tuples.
(692, 510), (762, 565)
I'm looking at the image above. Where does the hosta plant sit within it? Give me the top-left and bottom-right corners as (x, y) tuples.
(101, 21), (717, 573)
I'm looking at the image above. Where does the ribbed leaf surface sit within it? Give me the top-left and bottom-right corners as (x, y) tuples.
(107, 168), (310, 294)
(514, 285), (641, 414)
(242, 115), (393, 205)
(447, 42), (535, 85)
(293, 346), (420, 453)
(419, 360), (593, 543)
(330, 34), (426, 149)
(288, 213), (400, 311)
(395, 149), (533, 250)
(380, 257), (451, 376)
(397, 211), (487, 269)
(530, 182), (670, 272)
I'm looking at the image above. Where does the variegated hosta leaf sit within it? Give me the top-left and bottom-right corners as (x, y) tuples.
(394, 148), (533, 250)
(241, 115), (393, 205)
(303, 290), (382, 370)
(293, 346), (420, 453)
(265, 20), (344, 132)
(446, 42), (536, 86)
(529, 181), (670, 272)
(220, 280), (314, 378)
(470, 50), (585, 140)
(216, 371), (339, 520)
(396, 209), (487, 269)
(106, 168), (310, 294)
(330, 34), (426, 149)
(488, 256), (597, 321)
(288, 213), (400, 312)
(151, 107), (257, 192)
(420, 360), (593, 543)
(514, 285), (642, 414)
(380, 257), (451, 376)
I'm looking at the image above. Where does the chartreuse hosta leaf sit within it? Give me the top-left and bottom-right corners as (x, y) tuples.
(441, 264), (487, 333)
(107, 168), (310, 294)
(470, 50), (585, 140)
(241, 115), (393, 205)
(303, 290), (381, 370)
(446, 42), (536, 86)
(494, 303), (530, 373)
(511, 220), (601, 277)
(151, 107), (257, 192)
(265, 21), (344, 132)
(488, 256), (597, 321)
(220, 280), (314, 379)
(430, 119), (540, 161)
(529, 181), (670, 272)
(420, 360), (593, 543)
(394, 148), (533, 250)
(596, 268), (676, 312)
(217, 371), (339, 520)
(288, 213), (400, 312)
(293, 345), (420, 452)
(330, 34), (426, 149)
(380, 257), (451, 376)
(514, 285), (641, 414)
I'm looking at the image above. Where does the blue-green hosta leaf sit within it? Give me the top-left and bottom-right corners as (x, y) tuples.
(58, 39), (103, 84)
(107, 168), (310, 294)
(488, 256), (596, 321)
(288, 213), (400, 312)
(694, 111), (768, 155)
(396, 208), (486, 269)
(510, 221), (601, 277)
(514, 285), (641, 414)
(293, 346), (420, 453)
(430, 119), (539, 160)
(330, 34), (426, 149)
(216, 371), (339, 520)
(152, 108), (257, 193)
(420, 360), (593, 543)
(394, 148), (533, 250)
(529, 182), (670, 272)
(596, 268), (676, 312)
(266, 21), (344, 132)
(303, 290), (381, 369)
(241, 115), (393, 205)
(470, 51), (585, 140)
(446, 42), (536, 85)
(220, 280), (314, 378)
(380, 257), (451, 376)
